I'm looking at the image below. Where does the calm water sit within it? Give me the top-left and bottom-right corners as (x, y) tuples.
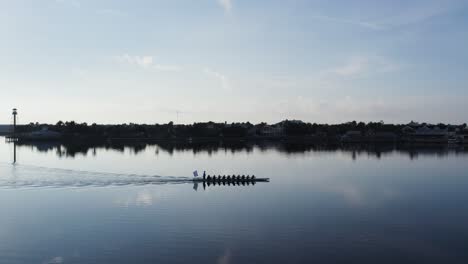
(1, 139), (468, 263)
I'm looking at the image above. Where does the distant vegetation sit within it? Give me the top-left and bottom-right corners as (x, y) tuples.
(13, 120), (468, 144)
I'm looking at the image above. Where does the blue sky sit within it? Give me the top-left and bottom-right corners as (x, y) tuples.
(1, 0), (468, 124)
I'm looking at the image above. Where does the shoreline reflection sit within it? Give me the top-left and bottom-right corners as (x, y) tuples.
(7, 140), (468, 160)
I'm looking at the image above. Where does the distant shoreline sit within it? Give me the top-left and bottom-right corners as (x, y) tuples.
(4, 120), (468, 145)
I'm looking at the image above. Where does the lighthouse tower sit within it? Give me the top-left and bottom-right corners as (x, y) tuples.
(12, 108), (17, 134)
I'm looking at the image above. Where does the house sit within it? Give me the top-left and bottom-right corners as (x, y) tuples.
(401, 126), (415, 134)
(259, 125), (283, 137)
(341, 131), (363, 143)
(22, 127), (62, 140)
(460, 128), (468, 144)
(405, 125), (448, 144)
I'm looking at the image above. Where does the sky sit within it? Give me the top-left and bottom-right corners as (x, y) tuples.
(1, 0), (468, 124)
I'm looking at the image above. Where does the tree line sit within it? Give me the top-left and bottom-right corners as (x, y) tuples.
(16, 120), (468, 140)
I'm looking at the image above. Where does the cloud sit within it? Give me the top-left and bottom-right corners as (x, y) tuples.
(55, 0), (80, 8)
(311, 1), (466, 30)
(310, 15), (381, 30)
(217, 0), (232, 13)
(260, 94), (468, 124)
(378, 0), (465, 28)
(204, 68), (230, 90)
(115, 54), (181, 71)
(331, 57), (369, 77)
(327, 55), (400, 78)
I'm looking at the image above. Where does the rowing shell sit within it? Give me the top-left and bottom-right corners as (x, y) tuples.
(192, 178), (269, 183)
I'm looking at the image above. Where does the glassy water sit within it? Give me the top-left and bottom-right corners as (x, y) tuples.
(1, 138), (468, 263)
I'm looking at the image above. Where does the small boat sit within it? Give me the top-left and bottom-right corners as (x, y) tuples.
(190, 171), (269, 185)
(193, 177), (269, 183)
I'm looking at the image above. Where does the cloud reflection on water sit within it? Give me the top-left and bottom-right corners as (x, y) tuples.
(43, 256), (64, 264)
(217, 249), (232, 264)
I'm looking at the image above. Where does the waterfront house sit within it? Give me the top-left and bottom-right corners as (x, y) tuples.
(405, 125), (448, 144)
(259, 125), (284, 137)
(341, 131), (363, 143)
(21, 127), (62, 140)
(402, 126), (415, 134)
(460, 128), (468, 144)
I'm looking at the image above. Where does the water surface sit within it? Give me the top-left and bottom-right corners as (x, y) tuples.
(1, 139), (468, 263)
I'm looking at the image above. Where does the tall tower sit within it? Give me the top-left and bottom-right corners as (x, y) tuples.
(12, 108), (17, 134)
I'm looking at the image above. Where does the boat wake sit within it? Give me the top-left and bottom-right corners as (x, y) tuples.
(0, 163), (190, 189)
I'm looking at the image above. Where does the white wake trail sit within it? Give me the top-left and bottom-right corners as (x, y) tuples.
(0, 163), (190, 189)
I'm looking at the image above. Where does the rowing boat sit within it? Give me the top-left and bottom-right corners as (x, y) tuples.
(192, 178), (269, 183)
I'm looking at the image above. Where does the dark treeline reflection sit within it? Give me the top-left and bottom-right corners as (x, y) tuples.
(11, 140), (468, 160)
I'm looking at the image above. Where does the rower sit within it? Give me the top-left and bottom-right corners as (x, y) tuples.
(222, 175), (226, 181)
(241, 175), (245, 180)
(207, 175), (211, 181)
(246, 175), (250, 180)
(237, 175), (241, 181)
(227, 175), (231, 181)
(251, 175), (255, 180)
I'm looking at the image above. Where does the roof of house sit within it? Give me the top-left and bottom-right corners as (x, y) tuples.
(414, 126), (448, 136)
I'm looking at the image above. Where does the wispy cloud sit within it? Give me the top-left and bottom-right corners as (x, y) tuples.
(204, 68), (230, 90)
(330, 56), (369, 77)
(116, 54), (181, 71)
(310, 15), (381, 30)
(311, 1), (466, 30)
(379, 0), (465, 28)
(118, 54), (153, 68)
(327, 55), (400, 78)
(262, 94), (468, 124)
(262, 95), (412, 124)
(217, 0), (232, 13)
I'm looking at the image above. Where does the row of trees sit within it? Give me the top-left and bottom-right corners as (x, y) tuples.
(17, 120), (468, 140)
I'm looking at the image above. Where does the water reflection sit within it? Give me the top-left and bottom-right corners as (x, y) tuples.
(0, 163), (265, 190)
(8, 140), (468, 160)
(2, 138), (468, 264)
